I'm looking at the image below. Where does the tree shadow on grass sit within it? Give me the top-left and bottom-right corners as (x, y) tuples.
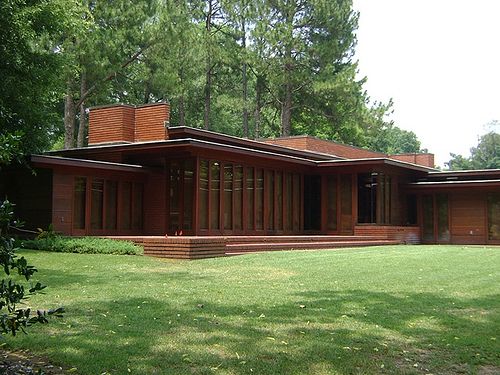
(7, 289), (499, 375)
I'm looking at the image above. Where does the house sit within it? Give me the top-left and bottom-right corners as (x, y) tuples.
(1, 102), (499, 258)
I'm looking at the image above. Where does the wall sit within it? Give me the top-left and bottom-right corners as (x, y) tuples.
(52, 172), (73, 235)
(450, 191), (487, 244)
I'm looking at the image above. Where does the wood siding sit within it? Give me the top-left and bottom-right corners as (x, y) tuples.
(88, 105), (135, 144)
(52, 172), (73, 235)
(88, 103), (169, 145)
(135, 103), (170, 142)
(450, 192), (487, 244)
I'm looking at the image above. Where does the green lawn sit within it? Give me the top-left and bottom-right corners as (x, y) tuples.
(6, 245), (500, 374)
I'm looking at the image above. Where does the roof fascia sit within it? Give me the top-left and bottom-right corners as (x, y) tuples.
(316, 158), (437, 173)
(31, 155), (148, 173)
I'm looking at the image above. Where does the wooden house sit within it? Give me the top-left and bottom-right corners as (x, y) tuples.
(2, 102), (499, 258)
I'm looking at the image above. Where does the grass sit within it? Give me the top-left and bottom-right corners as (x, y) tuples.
(5, 245), (500, 374)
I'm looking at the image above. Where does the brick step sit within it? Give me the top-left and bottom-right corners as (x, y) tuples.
(225, 239), (401, 253)
(222, 235), (388, 244)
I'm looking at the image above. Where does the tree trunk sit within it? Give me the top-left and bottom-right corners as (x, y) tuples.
(64, 82), (76, 149)
(204, 62), (211, 130)
(76, 71), (87, 148)
(254, 75), (264, 139)
(281, 40), (293, 136)
(281, 78), (292, 136)
(241, 15), (249, 138)
(178, 95), (186, 127)
(203, 0), (213, 130)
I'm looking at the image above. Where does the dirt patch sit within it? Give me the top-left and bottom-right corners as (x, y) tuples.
(0, 349), (73, 374)
(478, 365), (500, 375)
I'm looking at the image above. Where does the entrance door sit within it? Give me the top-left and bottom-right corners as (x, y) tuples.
(422, 193), (449, 243)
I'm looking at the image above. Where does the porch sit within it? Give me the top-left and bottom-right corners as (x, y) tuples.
(106, 230), (416, 259)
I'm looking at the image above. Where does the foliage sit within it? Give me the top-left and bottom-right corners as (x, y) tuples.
(7, 246), (500, 374)
(0, 0), (76, 156)
(22, 236), (143, 256)
(53, 0), (423, 153)
(446, 129), (500, 170)
(0, 200), (63, 336)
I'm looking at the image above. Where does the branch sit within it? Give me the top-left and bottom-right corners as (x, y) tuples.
(76, 46), (150, 107)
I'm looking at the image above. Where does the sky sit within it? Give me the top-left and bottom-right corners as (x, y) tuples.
(352, 0), (500, 167)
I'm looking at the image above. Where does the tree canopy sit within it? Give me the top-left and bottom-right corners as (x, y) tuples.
(1, 0), (424, 156)
(446, 129), (500, 170)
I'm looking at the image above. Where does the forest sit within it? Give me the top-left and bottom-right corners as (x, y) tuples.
(1, 0), (422, 157)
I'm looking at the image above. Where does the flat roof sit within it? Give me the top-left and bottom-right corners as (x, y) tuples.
(31, 155), (148, 173)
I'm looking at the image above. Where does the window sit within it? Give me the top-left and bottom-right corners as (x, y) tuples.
(133, 182), (144, 230)
(327, 175), (337, 230)
(199, 160), (209, 229)
(210, 162), (220, 230)
(246, 167), (254, 230)
(224, 164), (233, 230)
(256, 169), (264, 230)
(73, 177), (87, 230)
(120, 181), (132, 230)
(91, 179), (104, 230)
(488, 193), (500, 240)
(422, 195), (434, 242)
(105, 181), (118, 230)
(266, 170), (274, 230)
(436, 194), (449, 241)
(234, 166), (243, 230)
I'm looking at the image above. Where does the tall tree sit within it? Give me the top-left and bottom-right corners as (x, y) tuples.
(255, 0), (358, 137)
(446, 130), (499, 170)
(62, 0), (160, 149)
(0, 0), (75, 156)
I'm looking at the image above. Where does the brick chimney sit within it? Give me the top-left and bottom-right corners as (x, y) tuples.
(389, 153), (435, 168)
(88, 102), (170, 146)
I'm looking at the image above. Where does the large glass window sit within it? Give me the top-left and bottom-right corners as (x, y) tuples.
(199, 160), (209, 229)
(73, 177), (87, 230)
(105, 181), (118, 230)
(133, 183), (144, 230)
(246, 167), (255, 230)
(327, 175), (337, 230)
(487, 193), (500, 240)
(256, 169), (264, 230)
(234, 166), (243, 230)
(169, 162), (180, 232)
(340, 174), (352, 232)
(422, 195), (434, 242)
(285, 173), (293, 231)
(224, 164), (233, 230)
(276, 172), (283, 230)
(91, 178), (104, 230)
(436, 194), (449, 241)
(183, 161), (194, 230)
(120, 181), (132, 230)
(210, 162), (220, 230)
(293, 174), (301, 231)
(357, 173), (376, 224)
(266, 171), (274, 230)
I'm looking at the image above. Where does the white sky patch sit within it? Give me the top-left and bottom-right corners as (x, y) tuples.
(353, 0), (500, 166)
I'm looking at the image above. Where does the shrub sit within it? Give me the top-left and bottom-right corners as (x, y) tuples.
(0, 199), (64, 335)
(22, 236), (143, 256)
